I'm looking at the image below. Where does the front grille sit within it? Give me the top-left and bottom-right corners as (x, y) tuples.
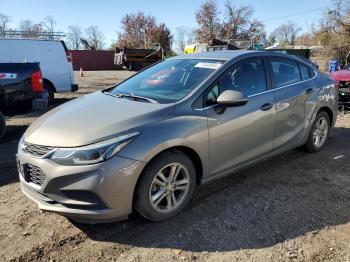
(23, 142), (55, 157)
(26, 164), (46, 186)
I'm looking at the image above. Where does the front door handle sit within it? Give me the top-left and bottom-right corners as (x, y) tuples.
(306, 88), (314, 94)
(260, 103), (273, 111)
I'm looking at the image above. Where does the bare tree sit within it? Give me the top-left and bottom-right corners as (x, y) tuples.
(223, 2), (265, 41)
(194, 1), (265, 43)
(67, 25), (83, 50)
(186, 28), (197, 44)
(42, 16), (56, 38)
(85, 26), (104, 50)
(195, 0), (221, 43)
(273, 21), (301, 45)
(317, 0), (350, 64)
(222, 3), (254, 39)
(267, 32), (276, 46)
(0, 13), (11, 36)
(19, 19), (44, 37)
(175, 26), (187, 53)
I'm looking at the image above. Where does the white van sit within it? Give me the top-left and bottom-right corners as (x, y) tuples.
(0, 39), (78, 103)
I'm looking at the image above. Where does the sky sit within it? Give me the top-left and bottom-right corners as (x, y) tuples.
(0, 0), (332, 48)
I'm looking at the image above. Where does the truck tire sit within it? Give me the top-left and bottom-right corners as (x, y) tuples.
(43, 82), (55, 106)
(0, 111), (6, 139)
(127, 62), (133, 71)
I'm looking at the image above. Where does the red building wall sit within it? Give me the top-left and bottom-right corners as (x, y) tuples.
(70, 50), (115, 71)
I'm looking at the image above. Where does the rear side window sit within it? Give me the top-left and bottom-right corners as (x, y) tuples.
(299, 63), (311, 80)
(270, 58), (301, 88)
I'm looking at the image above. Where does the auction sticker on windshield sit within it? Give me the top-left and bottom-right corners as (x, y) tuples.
(0, 73), (17, 79)
(194, 62), (222, 70)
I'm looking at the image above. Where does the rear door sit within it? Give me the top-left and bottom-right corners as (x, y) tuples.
(60, 41), (75, 86)
(268, 57), (313, 149)
(205, 57), (276, 175)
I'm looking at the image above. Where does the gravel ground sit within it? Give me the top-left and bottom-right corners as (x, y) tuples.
(1, 71), (350, 262)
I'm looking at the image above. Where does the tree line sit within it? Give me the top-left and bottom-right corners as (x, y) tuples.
(0, 0), (349, 63)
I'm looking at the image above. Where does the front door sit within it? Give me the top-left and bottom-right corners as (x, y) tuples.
(204, 57), (276, 176)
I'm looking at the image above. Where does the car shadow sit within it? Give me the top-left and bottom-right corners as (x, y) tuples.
(0, 125), (27, 187)
(73, 126), (350, 252)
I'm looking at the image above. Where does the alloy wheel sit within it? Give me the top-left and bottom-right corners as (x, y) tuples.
(149, 162), (190, 213)
(313, 117), (329, 148)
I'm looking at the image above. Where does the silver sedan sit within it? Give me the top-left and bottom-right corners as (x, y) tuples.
(17, 51), (338, 223)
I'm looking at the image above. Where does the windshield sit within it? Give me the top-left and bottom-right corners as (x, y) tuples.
(108, 59), (223, 103)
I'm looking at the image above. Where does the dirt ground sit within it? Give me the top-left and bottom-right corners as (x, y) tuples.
(1, 71), (350, 262)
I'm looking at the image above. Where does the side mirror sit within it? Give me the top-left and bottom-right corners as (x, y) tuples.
(217, 90), (248, 107)
(214, 90), (248, 114)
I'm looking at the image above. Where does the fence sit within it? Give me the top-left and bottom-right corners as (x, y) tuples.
(70, 50), (115, 71)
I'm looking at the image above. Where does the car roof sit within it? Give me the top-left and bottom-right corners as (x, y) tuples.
(170, 50), (315, 68)
(171, 50), (253, 61)
(170, 50), (299, 61)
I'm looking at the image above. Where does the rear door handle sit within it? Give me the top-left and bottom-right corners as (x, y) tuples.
(260, 103), (273, 111)
(306, 88), (314, 94)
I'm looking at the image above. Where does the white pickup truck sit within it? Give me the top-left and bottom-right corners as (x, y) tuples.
(0, 39), (78, 104)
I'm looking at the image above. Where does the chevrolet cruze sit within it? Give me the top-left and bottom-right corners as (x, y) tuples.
(17, 51), (338, 223)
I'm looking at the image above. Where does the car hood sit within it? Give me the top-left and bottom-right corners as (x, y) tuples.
(24, 91), (175, 147)
(331, 70), (350, 81)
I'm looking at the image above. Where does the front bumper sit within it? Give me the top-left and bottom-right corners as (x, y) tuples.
(17, 151), (145, 224)
(339, 87), (350, 107)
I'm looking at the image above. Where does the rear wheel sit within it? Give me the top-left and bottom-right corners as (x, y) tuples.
(134, 151), (196, 222)
(43, 82), (55, 106)
(305, 111), (330, 152)
(0, 111), (6, 139)
(127, 62), (133, 71)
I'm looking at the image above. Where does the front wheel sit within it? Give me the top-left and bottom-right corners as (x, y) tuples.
(134, 151), (196, 222)
(305, 111), (330, 152)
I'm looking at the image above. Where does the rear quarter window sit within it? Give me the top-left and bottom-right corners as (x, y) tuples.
(299, 63), (311, 80)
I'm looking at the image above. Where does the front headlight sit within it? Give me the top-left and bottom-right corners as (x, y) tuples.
(50, 132), (139, 166)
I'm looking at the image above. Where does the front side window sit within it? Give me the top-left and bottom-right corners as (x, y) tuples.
(270, 58), (301, 88)
(108, 59), (223, 103)
(205, 58), (267, 106)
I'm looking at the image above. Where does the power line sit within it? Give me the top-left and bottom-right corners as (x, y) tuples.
(262, 7), (328, 22)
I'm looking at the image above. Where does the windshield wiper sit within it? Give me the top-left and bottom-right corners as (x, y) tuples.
(103, 90), (158, 103)
(113, 93), (158, 103)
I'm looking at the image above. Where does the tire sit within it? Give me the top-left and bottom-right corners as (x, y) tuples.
(43, 82), (55, 106)
(134, 151), (196, 222)
(305, 111), (330, 153)
(0, 111), (6, 139)
(127, 62), (133, 71)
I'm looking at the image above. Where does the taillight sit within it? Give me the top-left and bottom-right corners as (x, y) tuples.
(66, 50), (72, 62)
(31, 71), (43, 92)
